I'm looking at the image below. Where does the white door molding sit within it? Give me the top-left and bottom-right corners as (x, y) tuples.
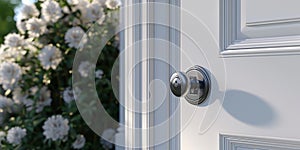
(220, 0), (300, 57)
(119, 1), (181, 149)
(220, 134), (300, 150)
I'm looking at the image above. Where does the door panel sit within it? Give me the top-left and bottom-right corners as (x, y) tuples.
(181, 0), (300, 149)
(221, 134), (300, 150)
(221, 0), (300, 52)
(243, 0), (300, 40)
(245, 0), (300, 24)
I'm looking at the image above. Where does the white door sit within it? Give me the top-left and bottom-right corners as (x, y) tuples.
(179, 0), (300, 149)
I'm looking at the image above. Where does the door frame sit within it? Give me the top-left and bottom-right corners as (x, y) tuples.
(119, 0), (181, 149)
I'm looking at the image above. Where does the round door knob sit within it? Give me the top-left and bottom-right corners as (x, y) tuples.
(170, 65), (211, 105)
(169, 72), (188, 97)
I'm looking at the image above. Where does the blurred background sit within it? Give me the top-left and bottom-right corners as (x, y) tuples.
(0, 0), (121, 149)
(0, 0), (36, 43)
(0, 0), (19, 43)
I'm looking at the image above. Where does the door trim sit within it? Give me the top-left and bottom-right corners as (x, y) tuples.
(220, 134), (300, 150)
(120, 1), (181, 149)
(220, 0), (300, 57)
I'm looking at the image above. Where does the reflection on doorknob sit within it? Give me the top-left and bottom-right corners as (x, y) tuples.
(169, 65), (210, 105)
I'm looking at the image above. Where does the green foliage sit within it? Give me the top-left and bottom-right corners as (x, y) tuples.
(0, 0), (21, 43)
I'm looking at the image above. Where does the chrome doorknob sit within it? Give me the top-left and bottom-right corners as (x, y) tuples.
(170, 71), (188, 97)
(170, 65), (211, 105)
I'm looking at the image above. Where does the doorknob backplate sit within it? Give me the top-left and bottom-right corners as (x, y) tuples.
(185, 65), (210, 105)
(170, 65), (210, 105)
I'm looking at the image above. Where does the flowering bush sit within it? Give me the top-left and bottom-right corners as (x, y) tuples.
(0, 0), (121, 149)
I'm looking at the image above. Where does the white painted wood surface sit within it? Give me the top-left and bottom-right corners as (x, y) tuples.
(181, 0), (300, 150)
(221, 0), (300, 54)
(121, 1), (180, 149)
(245, 0), (300, 23)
